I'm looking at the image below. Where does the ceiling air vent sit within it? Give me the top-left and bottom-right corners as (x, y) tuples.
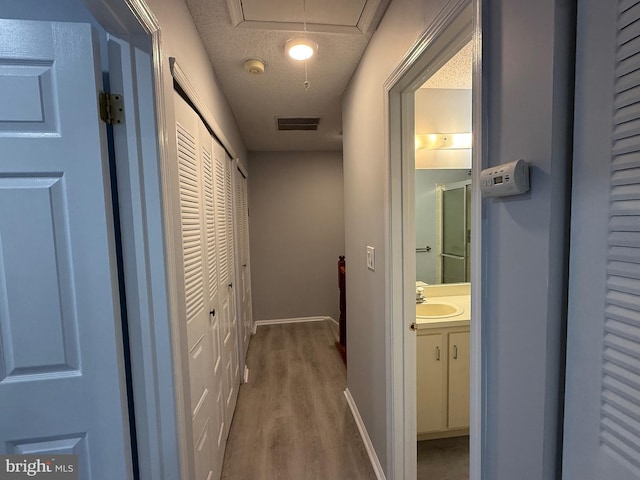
(276, 117), (321, 131)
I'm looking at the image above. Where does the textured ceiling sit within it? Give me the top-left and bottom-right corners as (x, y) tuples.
(184, 0), (389, 152)
(421, 41), (473, 90)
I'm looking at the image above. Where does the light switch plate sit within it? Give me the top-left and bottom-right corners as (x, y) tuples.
(366, 246), (375, 271)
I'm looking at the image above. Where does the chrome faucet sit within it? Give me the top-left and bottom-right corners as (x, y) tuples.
(416, 287), (426, 304)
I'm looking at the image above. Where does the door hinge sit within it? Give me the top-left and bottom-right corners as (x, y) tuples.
(99, 92), (124, 125)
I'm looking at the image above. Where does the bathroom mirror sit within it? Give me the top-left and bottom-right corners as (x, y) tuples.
(414, 40), (472, 285)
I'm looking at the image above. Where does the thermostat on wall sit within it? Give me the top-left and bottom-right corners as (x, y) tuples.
(480, 159), (529, 198)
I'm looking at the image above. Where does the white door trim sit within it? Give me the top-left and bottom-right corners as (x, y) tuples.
(383, 0), (484, 478)
(469, 0), (484, 471)
(79, 1), (187, 478)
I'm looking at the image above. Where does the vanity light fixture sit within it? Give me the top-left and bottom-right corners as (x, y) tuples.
(285, 38), (317, 61)
(415, 133), (472, 150)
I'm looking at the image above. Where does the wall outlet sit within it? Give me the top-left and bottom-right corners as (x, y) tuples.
(366, 246), (375, 271)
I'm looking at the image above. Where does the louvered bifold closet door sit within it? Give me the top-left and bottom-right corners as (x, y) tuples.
(225, 156), (236, 287)
(198, 120), (226, 480)
(224, 153), (240, 387)
(235, 171), (246, 274)
(235, 170), (252, 357)
(215, 147), (229, 291)
(174, 93), (224, 480)
(213, 142), (240, 436)
(563, 1), (640, 478)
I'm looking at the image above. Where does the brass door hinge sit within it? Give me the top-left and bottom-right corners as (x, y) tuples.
(99, 92), (124, 125)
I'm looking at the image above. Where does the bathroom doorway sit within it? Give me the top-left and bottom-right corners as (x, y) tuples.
(385, 0), (482, 478)
(414, 39), (472, 477)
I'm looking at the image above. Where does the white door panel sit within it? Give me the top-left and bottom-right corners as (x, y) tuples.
(214, 379), (225, 449)
(563, 1), (640, 478)
(189, 335), (212, 424)
(0, 19), (132, 479)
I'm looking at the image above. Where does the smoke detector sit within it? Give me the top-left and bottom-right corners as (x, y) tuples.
(244, 59), (265, 75)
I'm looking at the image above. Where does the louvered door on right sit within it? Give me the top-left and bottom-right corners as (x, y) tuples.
(213, 141), (240, 435)
(563, 0), (640, 478)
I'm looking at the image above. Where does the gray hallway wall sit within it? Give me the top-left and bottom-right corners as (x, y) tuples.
(342, 0), (451, 471)
(248, 151), (345, 323)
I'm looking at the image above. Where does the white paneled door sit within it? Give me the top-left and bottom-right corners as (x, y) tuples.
(563, 0), (640, 478)
(174, 92), (239, 480)
(0, 19), (133, 478)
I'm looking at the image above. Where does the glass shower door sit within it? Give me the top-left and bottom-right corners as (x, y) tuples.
(441, 183), (471, 283)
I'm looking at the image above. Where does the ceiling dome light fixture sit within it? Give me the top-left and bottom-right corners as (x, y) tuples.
(285, 38), (317, 61)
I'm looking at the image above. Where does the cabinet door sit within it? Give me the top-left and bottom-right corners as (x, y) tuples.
(417, 333), (444, 433)
(448, 331), (470, 429)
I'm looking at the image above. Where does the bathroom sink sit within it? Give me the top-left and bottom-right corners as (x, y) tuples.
(416, 302), (462, 319)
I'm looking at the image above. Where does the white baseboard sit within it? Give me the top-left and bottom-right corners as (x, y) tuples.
(327, 316), (339, 327)
(344, 388), (386, 480)
(253, 316), (332, 333)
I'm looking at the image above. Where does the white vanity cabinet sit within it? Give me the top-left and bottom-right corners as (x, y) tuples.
(416, 332), (445, 433)
(416, 325), (470, 438)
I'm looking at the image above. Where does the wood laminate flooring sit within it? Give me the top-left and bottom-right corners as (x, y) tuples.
(221, 320), (376, 480)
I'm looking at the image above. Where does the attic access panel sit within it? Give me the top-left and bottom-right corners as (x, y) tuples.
(226, 0), (388, 34)
(242, 0), (364, 25)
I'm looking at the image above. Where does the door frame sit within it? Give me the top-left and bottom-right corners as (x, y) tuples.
(384, 0), (484, 478)
(74, 1), (185, 478)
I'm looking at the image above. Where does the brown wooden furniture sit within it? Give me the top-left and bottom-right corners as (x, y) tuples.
(336, 256), (347, 364)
